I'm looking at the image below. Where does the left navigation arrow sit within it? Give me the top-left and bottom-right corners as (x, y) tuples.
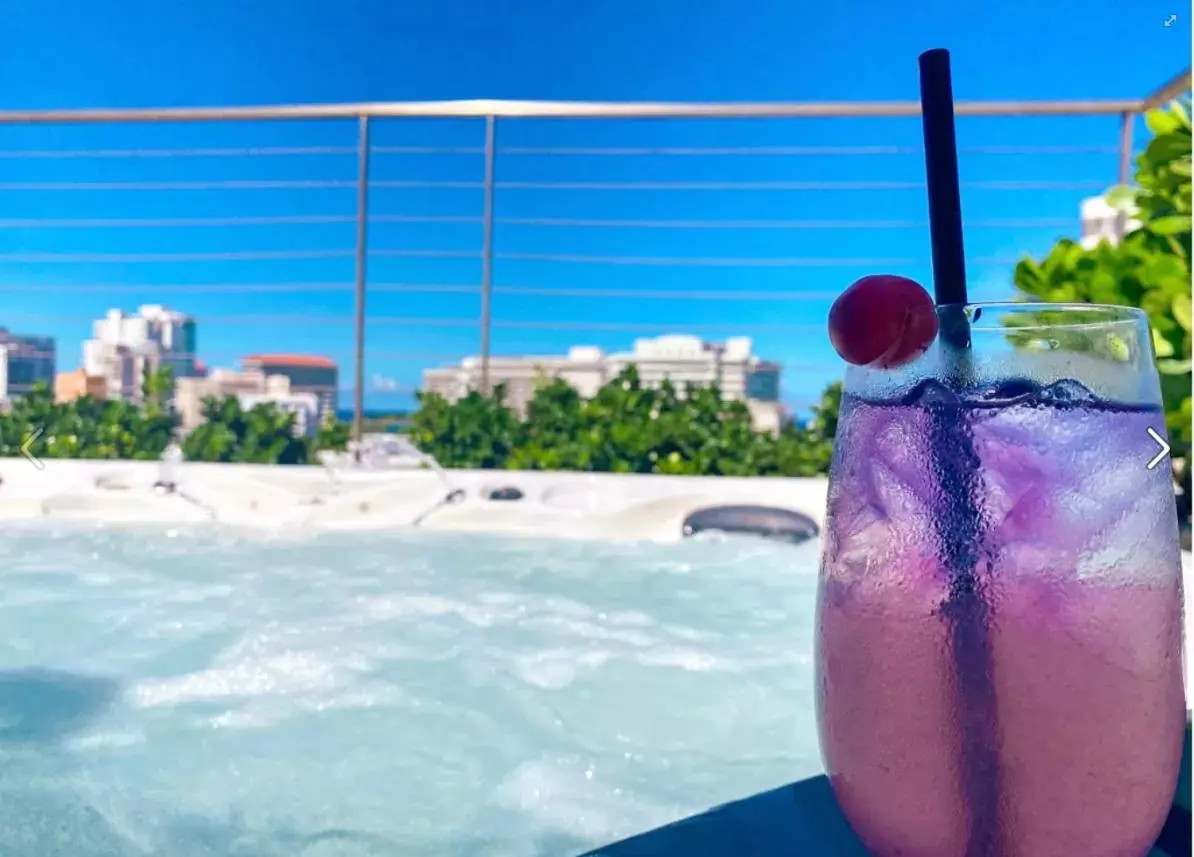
(21, 426), (44, 470)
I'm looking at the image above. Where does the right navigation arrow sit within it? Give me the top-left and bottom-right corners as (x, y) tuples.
(1147, 427), (1172, 471)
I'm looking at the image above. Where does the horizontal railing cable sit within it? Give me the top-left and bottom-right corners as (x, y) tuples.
(497, 144), (1123, 156)
(0, 313), (828, 331)
(0, 215), (1069, 230)
(0, 178), (1108, 192)
(490, 179), (1106, 191)
(0, 249), (485, 263)
(0, 314), (829, 332)
(0, 179), (484, 191)
(0, 282), (480, 294)
(0, 146), (359, 159)
(4, 350), (473, 361)
(0, 215), (358, 228)
(0, 251), (1018, 266)
(4, 347), (843, 373)
(491, 252), (1019, 267)
(0, 283), (869, 299)
(490, 216), (1074, 229)
(0, 144), (485, 159)
(0, 143), (1123, 159)
(0, 250), (355, 262)
(0, 180), (357, 191)
(492, 286), (844, 300)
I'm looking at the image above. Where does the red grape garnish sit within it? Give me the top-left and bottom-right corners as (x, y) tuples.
(828, 274), (939, 369)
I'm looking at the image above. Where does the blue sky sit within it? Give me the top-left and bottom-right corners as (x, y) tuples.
(0, 0), (1189, 414)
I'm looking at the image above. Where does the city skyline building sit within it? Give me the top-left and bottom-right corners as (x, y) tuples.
(174, 368), (319, 438)
(82, 305), (199, 402)
(54, 369), (108, 403)
(241, 354), (339, 422)
(422, 334), (786, 433)
(0, 328), (57, 402)
(174, 369), (291, 432)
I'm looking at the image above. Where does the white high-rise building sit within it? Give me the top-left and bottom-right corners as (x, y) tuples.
(1080, 195), (1143, 250)
(82, 305), (198, 402)
(422, 334), (786, 433)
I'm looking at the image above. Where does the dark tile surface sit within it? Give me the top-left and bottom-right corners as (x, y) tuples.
(584, 721), (1192, 857)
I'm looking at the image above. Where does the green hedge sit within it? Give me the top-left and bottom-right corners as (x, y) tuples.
(0, 364), (839, 475)
(0, 367), (350, 465)
(409, 365), (840, 477)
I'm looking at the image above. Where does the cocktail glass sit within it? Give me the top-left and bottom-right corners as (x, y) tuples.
(815, 302), (1187, 857)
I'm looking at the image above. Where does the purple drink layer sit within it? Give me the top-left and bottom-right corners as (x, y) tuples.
(816, 379), (1186, 857)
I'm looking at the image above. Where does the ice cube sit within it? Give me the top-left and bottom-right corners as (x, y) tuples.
(1038, 378), (1099, 407)
(903, 378), (959, 407)
(974, 377), (1040, 404)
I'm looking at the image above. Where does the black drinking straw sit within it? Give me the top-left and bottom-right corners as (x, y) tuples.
(920, 48), (974, 364)
(919, 49), (969, 314)
(918, 48), (1000, 857)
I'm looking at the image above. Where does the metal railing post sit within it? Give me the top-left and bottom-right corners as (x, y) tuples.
(1117, 111), (1135, 186)
(1115, 111), (1135, 241)
(479, 115), (496, 395)
(352, 115), (371, 447)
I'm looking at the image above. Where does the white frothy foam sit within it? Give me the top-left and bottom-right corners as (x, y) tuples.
(0, 523), (823, 856)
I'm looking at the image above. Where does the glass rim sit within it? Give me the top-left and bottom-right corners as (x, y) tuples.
(949, 302), (1147, 333)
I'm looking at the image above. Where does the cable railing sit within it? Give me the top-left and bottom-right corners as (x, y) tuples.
(0, 68), (1187, 436)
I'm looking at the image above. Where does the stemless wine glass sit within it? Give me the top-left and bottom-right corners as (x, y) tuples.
(816, 303), (1187, 857)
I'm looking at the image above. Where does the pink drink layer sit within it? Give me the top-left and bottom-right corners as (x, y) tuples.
(816, 381), (1186, 857)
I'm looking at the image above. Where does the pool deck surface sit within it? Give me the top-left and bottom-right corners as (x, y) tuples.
(0, 459), (830, 544)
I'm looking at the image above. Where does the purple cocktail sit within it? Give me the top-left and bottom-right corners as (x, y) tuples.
(816, 303), (1186, 857)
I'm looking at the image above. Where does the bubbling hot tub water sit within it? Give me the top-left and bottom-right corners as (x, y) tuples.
(0, 524), (822, 857)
